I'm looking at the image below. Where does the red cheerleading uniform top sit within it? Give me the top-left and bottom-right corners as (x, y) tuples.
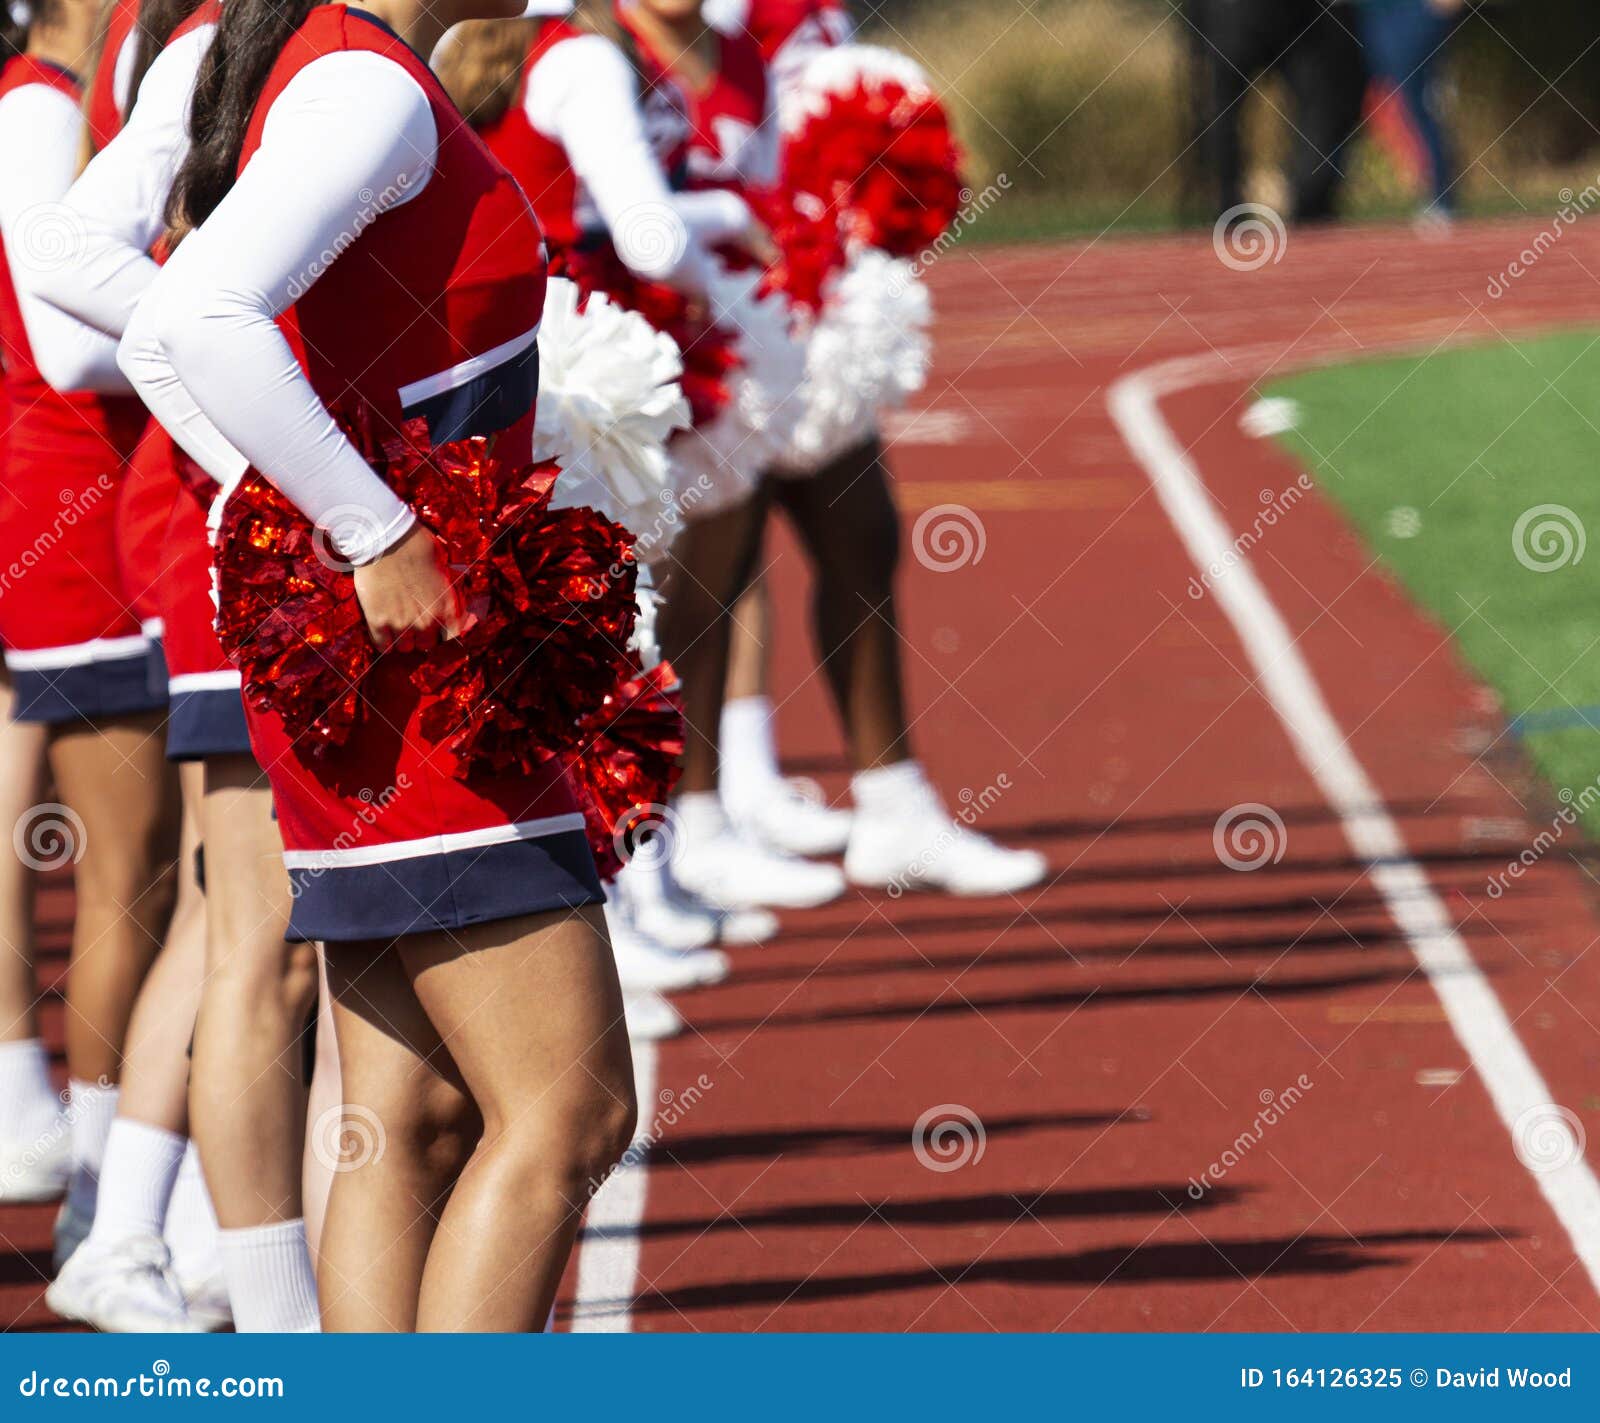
(625, 18), (770, 198)
(238, 5), (548, 455)
(477, 18), (589, 255)
(85, 0), (141, 148)
(0, 58), (149, 469)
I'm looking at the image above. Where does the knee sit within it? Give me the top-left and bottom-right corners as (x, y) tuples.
(489, 1080), (637, 1206)
(345, 1072), (480, 1198)
(206, 930), (318, 1023)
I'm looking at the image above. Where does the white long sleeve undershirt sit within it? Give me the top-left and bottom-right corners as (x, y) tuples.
(523, 33), (751, 284)
(119, 50), (434, 564)
(34, 24), (215, 345)
(0, 83), (133, 394)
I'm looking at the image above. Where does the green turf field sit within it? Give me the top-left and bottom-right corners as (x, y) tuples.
(1266, 329), (1600, 831)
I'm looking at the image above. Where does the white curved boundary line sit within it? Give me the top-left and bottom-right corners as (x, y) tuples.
(1109, 352), (1600, 1291)
(569, 1039), (657, 1331)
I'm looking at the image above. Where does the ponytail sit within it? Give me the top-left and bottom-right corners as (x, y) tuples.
(167, 0), (315, 235)
(432, 17), (535, 128)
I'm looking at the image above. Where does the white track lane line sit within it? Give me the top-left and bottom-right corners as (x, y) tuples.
(1109, 352), (1600, 1291)
(569, 1038), (657, 1332)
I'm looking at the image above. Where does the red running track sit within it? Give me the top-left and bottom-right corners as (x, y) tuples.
(8, 218), (1600, 1331)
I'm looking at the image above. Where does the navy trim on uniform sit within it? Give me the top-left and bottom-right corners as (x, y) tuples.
(146, 639), (169, 704)
(167, 686), (252, 762)
(403, 343), (540, 446)
(10, 653), (167, 725)
(285, 825), (603, 943)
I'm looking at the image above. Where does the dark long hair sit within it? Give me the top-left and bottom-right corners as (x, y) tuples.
(126, 0), (207, 108)
(167, 0), (315, 235)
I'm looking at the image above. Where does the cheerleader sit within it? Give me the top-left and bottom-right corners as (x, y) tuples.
(0, 0), (182, 1261)
(0, 672), (56, 1199)
(436, 1), (767, 1014)
(119, 0), (637, 1331)
(37, 0), (321, 1333)
(709, 0), (1047, 897)
(610, 0), (847, 914)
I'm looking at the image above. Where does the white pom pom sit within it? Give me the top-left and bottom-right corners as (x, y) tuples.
(671, 260), (808, 519)
(536, 278), (692, 540)
(775, 251), (932, 473)
(781, 43), (934, 132)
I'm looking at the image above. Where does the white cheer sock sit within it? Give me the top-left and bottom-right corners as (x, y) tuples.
(65, 1078), (120, 1220)
(164, 1142), (221, 1281)
(719, 695), (782, 808)
(82, 1119), (186, 1246)
(218, 1219), (321, 1333)
(0, 1038), (60, 1144)
(851, 759), (936, 819)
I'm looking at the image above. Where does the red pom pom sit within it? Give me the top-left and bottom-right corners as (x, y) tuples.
(214, 411), (641, 780)
(552, 242), (741, 430)
(782, 80), (964, 259)
(750, 190), (848, 315)
(563, 659), (685, 880)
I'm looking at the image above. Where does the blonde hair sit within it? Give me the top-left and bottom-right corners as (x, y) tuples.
(435, 2), (645, 128)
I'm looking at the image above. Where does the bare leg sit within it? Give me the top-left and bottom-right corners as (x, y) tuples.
(772, 440), (910, 770)
(113, 762), (206, 1132)
(317, 949), (477, 1331)
(659, 495), (769, 794)
(302, 947), (340, 1266)
(319, 906), (635, 1332)
(188, 755), (314, 1228)
(48, 713), (180, 1085)
(724, 571), (770, 704)
(0, 677), (49, 1043)
(406, 905), (634, 1332)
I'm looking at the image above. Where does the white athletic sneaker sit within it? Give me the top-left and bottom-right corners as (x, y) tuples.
(0, 1129), (70, 1204)
(605, 901), (730, 993)
(618, 856), (780, 949)
(715, 905), (780, 945)
(53, 1197), (93, 1273)
(674, 826), (845, 911)
(728, 777), (854, 858)
(46, 1234), (203, 1333)
(846, 787), (1048, 897)
(622, 991), (683, 1041)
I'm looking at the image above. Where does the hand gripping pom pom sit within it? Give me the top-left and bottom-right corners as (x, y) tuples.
(213, 408), (642, 780)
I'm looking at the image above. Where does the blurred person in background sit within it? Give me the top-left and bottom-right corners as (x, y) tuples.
(1353, 0), (1465, 221)
(1190, 0), (1367, 222)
